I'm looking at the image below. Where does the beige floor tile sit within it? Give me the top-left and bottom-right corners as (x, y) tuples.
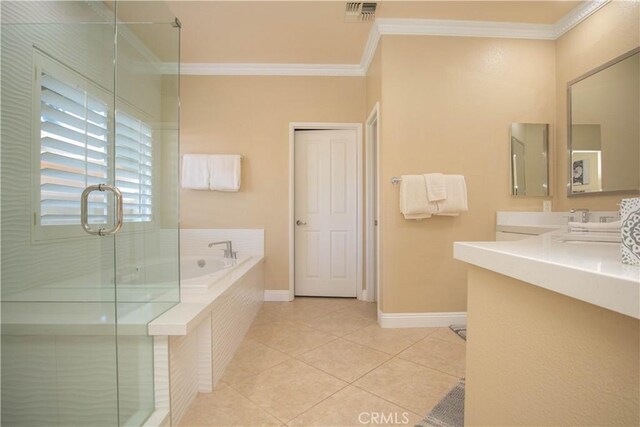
(303, 309), (376, 337)
(178, 384), (281, 427)
(232, 359), (347, 423)
(353, 358), (459, 416)
(337, 300), (378, 320)
(251, 309), (283, 326)
(398, 336), (466, 377)
(260, 300), (334, 322)
(220, 339), (291, 385)
(297, 338), (391, 383)
(429, 327), (466, 345)
(249, 321), (338, 356)
(288, 385), (423, 427)
(245, 317), (298, 341)
(343, 325), (434, 355)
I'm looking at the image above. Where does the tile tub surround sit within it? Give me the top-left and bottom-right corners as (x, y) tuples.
(454, 228), (640, 319)
(179, 298), (465, 426)
(180, 229), (264, 257)
(149, 255), (265, 425)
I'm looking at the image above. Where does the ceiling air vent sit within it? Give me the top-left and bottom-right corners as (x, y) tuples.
(345, 2), (377, 22)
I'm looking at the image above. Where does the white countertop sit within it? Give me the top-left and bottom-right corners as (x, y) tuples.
(454, 229), (640, 319)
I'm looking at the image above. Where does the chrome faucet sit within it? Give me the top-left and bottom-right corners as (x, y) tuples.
(208, 240), (236, 259)
(570, 208), (591, 223)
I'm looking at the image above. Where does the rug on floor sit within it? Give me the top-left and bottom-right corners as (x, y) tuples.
(449, 324), (466, 341)
(415, 378), (465, 427)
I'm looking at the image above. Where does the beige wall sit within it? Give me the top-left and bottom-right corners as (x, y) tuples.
(377, 35), (555, 313)
(180, 76), (365, 290)
(554, 0), (640, 210)
(465, 266), (640, 426)
(179, 1), (639, 309)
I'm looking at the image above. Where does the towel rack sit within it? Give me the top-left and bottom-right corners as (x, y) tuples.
(390, 176), (402, 185)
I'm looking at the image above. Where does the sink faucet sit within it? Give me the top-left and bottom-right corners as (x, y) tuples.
(570, 208), (591, 223)
(208, 240), (236, 259)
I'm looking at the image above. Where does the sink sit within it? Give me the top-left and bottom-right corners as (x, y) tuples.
(556, 232), (621, 245)
(559, 239), (620, 246)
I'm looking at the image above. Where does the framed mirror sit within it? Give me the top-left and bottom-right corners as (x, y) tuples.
(568, 47), (640, 196)
(510, 123), (549, 196)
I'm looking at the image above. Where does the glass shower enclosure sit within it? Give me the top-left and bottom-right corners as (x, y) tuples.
(1, 1), (180, 425)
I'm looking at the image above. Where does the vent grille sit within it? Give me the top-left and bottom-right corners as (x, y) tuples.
(345, 2), (377, 22)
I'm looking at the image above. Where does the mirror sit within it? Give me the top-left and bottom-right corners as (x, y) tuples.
(510, 123), (549, 196)
(568, 47), (640, 196)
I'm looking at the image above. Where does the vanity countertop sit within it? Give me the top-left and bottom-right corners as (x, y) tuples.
(454, 229), (640, 319)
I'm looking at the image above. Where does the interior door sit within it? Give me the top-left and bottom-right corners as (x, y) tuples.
(294, 129), (357, 297)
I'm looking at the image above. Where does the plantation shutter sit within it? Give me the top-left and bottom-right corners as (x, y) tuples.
(115, 111), (153, 222)
(39, 72), (110, 226)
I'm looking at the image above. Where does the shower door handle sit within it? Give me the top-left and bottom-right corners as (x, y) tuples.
(81, 184), (124, 236)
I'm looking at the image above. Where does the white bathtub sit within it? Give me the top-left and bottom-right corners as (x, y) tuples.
(180, 255), (250, 293)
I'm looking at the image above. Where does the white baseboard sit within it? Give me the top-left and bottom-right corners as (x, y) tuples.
(378, 311), (467, 328)
(264, 290), (293, 302)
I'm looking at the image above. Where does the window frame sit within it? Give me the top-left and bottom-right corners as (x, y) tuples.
(32, 51), (157, 243)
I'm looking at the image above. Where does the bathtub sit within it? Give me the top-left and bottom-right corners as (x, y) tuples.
(180, 254), (250, 294)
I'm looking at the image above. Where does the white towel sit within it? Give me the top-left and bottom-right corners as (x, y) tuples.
(181, 154), (210, 190)
(424, 173), (447, 202)
(399, 175), (435, 220)
(435, 175), (468, 216)
(209, 154), (241, 192)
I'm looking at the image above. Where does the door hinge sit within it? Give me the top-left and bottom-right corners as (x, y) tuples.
(374, 220), (378, 226)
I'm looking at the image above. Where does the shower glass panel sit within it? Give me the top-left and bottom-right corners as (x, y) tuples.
(0, 1), (180, 426)
(114, 5), (181, 425)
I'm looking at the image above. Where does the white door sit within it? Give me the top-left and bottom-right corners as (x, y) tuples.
(294, 129), (357, 297)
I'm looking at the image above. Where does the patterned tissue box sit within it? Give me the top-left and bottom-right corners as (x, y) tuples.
(621, 198), (640, 266)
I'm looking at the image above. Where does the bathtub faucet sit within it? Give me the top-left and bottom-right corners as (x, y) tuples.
(208, 240), (237, 259)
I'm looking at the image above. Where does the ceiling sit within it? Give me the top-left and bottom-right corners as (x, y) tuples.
(161, 1), (583, 64)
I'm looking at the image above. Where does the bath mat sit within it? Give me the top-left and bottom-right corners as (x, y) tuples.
(448, 325), (466, 341)
(415, 378), (465, 427)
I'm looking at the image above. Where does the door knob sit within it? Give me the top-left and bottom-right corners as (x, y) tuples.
(296, 220), (307, 226)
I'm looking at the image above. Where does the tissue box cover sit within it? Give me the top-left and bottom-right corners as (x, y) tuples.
(621, 198), (640, 266)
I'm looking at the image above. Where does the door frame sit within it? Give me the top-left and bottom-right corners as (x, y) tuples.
(365, 103), (380, 304)
(288, 122), (363, 301)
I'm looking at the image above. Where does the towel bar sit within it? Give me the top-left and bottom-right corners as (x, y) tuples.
(391, 176), (402, 185)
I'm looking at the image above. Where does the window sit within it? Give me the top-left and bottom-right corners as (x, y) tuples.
(39, 71), (110, 226)
(35, 53), (153, 237)
(114, 111), (153, 223)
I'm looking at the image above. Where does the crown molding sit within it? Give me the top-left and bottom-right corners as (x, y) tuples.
(179, 62), (364, 76)
(178, 0), (612, 76)
(375, 18), (556, 40)
(359, 0), (611, 73)
(552, 0), (610, 39)
(360, 23), (381, 75)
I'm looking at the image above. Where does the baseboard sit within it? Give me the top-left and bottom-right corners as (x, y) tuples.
(264, 290), (292, 302)
(378, 311), (467, 328)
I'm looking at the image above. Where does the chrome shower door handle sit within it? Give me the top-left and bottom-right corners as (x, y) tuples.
(81, 184), (124, 236)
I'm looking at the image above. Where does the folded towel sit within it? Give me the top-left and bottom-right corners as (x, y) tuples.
(435, 175), (468, 215)
(424, 173), (447, 202)
(209, 154), (241, 192)
(181, 154), (210, 190)
(399, 175), (435, 220)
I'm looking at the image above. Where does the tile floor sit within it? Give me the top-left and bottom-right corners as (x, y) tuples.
(179, 298), (466, 427)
